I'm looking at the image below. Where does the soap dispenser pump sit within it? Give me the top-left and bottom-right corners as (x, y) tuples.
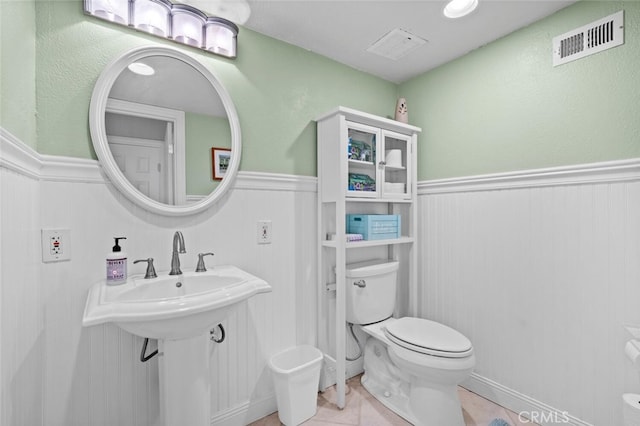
(106, 237), (127, 285)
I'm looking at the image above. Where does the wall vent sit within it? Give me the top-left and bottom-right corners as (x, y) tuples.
(552, 10), (624, 67)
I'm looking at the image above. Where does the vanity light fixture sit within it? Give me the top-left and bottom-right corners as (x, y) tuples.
(443, 0), (478, 19)
(83, 0), (240, 58)
(85, 0), (129, 25)
(205, 17), (238, 57)
(171, 4), (207, 47)
(132, 0), (171, 37)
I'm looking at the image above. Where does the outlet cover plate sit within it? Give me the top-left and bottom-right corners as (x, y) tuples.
(42, 229), (71, 262)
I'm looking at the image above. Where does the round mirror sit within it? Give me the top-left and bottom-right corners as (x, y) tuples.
(89, 46), (241, 216)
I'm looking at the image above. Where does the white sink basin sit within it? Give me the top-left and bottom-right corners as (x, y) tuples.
(83, 265), (271, 339)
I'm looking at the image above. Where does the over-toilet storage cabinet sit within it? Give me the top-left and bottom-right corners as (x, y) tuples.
(316, 106), (421, 408)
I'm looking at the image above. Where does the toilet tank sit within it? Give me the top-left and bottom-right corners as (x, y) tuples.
(345, 260), (399, 325)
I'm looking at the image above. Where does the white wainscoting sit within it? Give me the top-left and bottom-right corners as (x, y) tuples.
(5, 124), (640, 426)
(418, 160), (640, 426)
(0, 129), (317, 426)
(0, 165), (44, 426)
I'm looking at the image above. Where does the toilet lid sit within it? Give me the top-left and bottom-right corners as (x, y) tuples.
(384, 317), (473, 358)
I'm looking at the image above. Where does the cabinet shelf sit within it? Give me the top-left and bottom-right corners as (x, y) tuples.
(348, 159), (375, 168)
(343, 197), (413, 204)
(322, 236), (414, 248)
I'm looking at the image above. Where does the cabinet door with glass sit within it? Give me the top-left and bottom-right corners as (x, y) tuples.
(345, 121), (412, 200)
(346, 121), (380, 198)
(381, 130), (412, 200)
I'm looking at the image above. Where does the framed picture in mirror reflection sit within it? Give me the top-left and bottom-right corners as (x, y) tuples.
(212, 147), (231, 180)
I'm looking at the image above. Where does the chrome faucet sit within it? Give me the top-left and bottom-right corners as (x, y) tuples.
(169, 231), (186, 275)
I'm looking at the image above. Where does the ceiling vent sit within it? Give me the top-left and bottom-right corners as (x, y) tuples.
(366, 28), (427, 60)
(552, 10), (624, 67)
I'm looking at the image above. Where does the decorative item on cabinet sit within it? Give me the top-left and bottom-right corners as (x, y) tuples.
(395, 97), (408, 123)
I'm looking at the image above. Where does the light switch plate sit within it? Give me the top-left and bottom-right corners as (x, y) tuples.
(257, 220), (272, 244)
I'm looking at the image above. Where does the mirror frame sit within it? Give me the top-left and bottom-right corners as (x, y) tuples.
(89, 45), (241, 216)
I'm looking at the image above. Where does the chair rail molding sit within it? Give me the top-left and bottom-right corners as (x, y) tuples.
(1, 127), (103, 183)
(1, 127), (318, 192)
(418, 159), (640, 194)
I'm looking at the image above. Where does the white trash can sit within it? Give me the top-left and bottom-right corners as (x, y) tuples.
(269, 345), (323, 425)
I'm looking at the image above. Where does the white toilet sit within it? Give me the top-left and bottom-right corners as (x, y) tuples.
(345, 259), (475, 426)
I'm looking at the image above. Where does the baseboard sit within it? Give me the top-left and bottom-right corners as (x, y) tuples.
(462, 373), (593, 426)
(210, 394), (278, 426)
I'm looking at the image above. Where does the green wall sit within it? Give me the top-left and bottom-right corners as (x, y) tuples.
(401, 1), (640, 181)
(32, 0), (397, 177)
(1, 0), (37, 148)
(185, 113), (230, 196)
(5, 0), (640, 181)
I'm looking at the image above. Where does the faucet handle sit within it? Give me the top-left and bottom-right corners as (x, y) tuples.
(196, 253), (215, 272)
(134, 258), (158, 279)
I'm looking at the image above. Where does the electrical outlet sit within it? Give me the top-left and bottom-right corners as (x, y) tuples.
(42, 229), (71, 262)
(257, 220), (272, 244)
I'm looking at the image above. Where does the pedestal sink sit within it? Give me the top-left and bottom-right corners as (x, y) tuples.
(83, 265), (271, 426)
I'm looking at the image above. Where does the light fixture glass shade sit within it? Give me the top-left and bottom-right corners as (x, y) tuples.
(443, 0), (478, 18)
(204, 17), (238, 58)
(132, 0), (171, 37)
(84, 0), (243, 59)
(171, 4), (207, 47)
(84, 0), (129, 25)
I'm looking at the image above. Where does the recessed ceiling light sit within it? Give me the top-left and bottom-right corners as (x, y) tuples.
(127, 62), (156, 76)
(443, 0), (478, 19)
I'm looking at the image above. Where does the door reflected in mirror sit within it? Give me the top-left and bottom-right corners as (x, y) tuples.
(105, 54), (231, 205)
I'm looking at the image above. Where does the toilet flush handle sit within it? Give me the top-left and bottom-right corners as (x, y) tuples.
(354, 279), (366, 288)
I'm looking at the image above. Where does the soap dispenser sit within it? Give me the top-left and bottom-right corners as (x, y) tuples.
(106, 237), (127, 285)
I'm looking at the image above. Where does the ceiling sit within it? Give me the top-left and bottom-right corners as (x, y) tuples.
(111, 55), (227, 116)
(242, 0), (578, 83)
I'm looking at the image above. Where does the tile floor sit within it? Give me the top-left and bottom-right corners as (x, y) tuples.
(249, 375), (538, 426)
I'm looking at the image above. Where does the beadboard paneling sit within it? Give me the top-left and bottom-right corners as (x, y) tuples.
(418, 166), (640, 426)
(0, 130), (317, 426)
(6, 125), (640, 426)
(0, 167), (43, 426)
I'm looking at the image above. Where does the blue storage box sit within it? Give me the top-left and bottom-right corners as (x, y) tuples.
(347, 214), (401, 240)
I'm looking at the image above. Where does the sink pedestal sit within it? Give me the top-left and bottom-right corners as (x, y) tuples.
(82, 266), (272, 426)
(159, 333), (211, 426)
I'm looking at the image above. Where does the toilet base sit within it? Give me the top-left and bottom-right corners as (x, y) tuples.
(361, 338), (417, 425)
(407, 378), (465, 426)
(361, 335), (468, 426)
(361, 373), (417, 424)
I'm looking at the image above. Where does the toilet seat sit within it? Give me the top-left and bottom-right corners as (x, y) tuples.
(383, 317), (473, 358)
